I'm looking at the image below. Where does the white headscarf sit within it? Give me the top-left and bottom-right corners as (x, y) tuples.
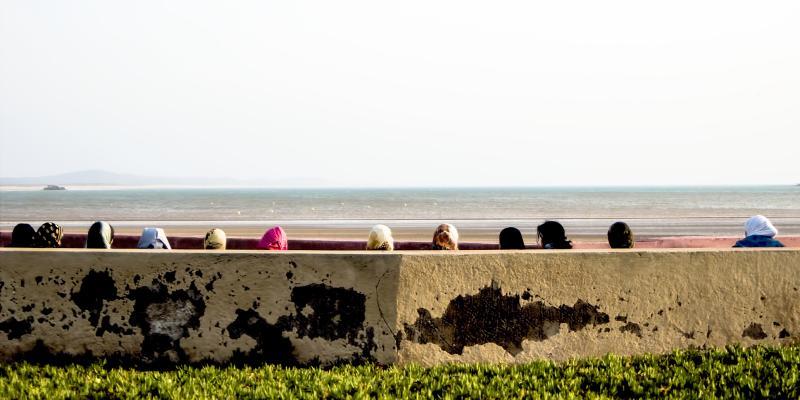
(137, 227), (172, 249)
(744, 215), (778, 238)
(366, 224), (394, 251)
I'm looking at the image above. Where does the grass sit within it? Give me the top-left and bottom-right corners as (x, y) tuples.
(1, 345), (798, 399)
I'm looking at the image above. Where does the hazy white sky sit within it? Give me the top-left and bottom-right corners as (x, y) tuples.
(1, 1), (798, 186)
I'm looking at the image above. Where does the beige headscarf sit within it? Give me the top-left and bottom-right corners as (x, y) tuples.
(204, 228), (227, 250)
(366, 224), (394, 251)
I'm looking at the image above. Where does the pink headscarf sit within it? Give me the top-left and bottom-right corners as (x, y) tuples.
(258, 226), (288, 250)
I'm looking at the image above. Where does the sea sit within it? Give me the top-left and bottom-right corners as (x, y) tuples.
(1, 186), (798, 239)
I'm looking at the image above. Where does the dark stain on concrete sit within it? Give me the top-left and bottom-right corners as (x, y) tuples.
(96, 315), (134, 337)
(226, 308), (296, 365)
(0, 316), (34, 339)
(619, 322), (642, 337)
(128, 281), (206, 364)
(204, 272), (222, 292)
(222, 284), (376, 364)
(71, 270), (118, 326)
(277, 283), (366, 344)
(742, 323), (768, 340)
(403, 284), (610, 355)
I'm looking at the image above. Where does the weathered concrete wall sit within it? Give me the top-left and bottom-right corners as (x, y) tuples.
(1, 248), (798, 367)
(397, 249), (800, 365)
(0, 249), (400, 367)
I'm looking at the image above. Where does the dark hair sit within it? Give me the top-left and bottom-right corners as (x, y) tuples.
(537, 221), (572, 249)
(499, 227), (525, 250)
(607, 221), (634, 249)
(86, 221), (114, 249)
(10, 223), (36, 247)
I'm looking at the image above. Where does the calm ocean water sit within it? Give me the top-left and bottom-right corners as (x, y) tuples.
(1, 186), (798, 237)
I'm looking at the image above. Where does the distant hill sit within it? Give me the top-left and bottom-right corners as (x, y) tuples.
(0, 169), (326, 187)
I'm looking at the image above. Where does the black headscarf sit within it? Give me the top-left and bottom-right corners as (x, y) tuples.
(35, 222), (63, 248)
(86, 221), (114, 249)
(10, 223), (36, 247)
(537, 221), (572, 249)
(607, 221), (634, 249)
(499, 227), (525, 250)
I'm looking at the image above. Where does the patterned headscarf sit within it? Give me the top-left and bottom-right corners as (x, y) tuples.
(86, 221), (114, 249)
(137, 227), (172, 249)
(35, 222), (63, 248)
(432, 223), (459, 250)
(10, 223), (36, 247)
(366, 224), (394, 251)
(258, 226), (288, 250)
(204, 228), (227, 250)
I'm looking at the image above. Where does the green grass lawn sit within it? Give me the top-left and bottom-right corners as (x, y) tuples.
(1, 345), (798, 399)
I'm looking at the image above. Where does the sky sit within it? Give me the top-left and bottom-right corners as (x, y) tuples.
(1, 1), (798, 187)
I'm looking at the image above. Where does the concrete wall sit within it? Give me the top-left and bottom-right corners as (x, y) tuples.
(1, 248), (798, 367)
(0, 249), (401, 367)
(396, 249), (800, 365)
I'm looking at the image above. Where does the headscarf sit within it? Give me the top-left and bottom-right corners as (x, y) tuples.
(432, 223), (459, 250)
(537, 221), (573, 249)
(499, 227), (525, 250)
(366, 224), (394, 251)
(258, 226), (287, 250)
(86, 221), (114, 249)
(607, 221), (634, 249)
(744, 215), (778, 238)
(35, 222), (63, 248)
(204, 228), (227, 250)
(137, 227), (172, 249)
(10, 223), (36, 247)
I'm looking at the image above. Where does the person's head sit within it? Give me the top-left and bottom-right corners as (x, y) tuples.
(366, 224), (394, 251)
(137, 227), (172, 249)
(204, 228), (227, 250)
(35, 222), (63, 248)
(86, 221), (114, 249)
(607, 222), (634, 249)
(10, 223), (36, 247)
(537, 221), (572, 249)
(258, 226), (288, 250)
(499, 227), (525, 250)
(744, 215), (778, 238)
(432, 224), (459, 250)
